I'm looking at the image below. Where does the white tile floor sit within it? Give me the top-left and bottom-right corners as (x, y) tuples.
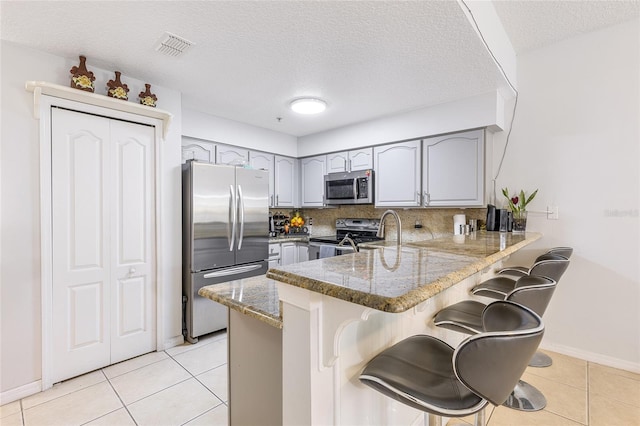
(2, 336), (639, 426)
(1, 331), (228, 426)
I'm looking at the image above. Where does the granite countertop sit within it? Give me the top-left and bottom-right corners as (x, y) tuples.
(198, 275), (283, 329)
(267, 231), (542, 313)
(269, 235), (309, 243)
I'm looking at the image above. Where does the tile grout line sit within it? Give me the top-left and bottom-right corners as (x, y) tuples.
(103, 369), (139, 426)
(165, 346), (228, 403)
(586, 361), (590, 425)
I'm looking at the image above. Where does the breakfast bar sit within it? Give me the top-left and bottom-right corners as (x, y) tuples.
(199, 231), (541, 425)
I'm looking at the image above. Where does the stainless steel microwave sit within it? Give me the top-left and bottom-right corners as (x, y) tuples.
(324, 169), (374, 205)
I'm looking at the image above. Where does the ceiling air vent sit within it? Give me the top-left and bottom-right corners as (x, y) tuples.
(155, 31), (194, 57)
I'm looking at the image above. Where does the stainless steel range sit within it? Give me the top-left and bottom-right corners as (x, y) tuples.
(308, 218), (383, 259)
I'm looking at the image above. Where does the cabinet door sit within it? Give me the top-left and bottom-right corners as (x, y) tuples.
(182, 138), (215, 163)
(217, 144), (249, 165)
(348, 148), (373, 171)
(326, 152), (348, 173)
(374, 141), (421, 207)
(250, 151), (275, 207)
(422, 130), (484, 207)
(301, 155), (326, 207)
(274, 156), (296, 207)
(280, 243), (297, 266)
(297, 243), (309, 263)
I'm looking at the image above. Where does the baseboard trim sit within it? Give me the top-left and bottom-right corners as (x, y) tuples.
(541, 342), (640, 374)
(163, 334), (184, 351)
(1, 380), (42, 405)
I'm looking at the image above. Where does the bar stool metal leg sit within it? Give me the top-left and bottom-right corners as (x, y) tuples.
(529, 351), (553, 367)
(503, 379), (547, 411)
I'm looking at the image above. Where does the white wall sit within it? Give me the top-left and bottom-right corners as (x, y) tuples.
(297, 90), (505, 157)
(0, 41), (184, 396)
(492, 19), (640, 369)
(182, 108), (298, 157)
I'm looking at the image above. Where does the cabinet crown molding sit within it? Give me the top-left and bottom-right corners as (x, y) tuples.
(25, 81), (172, 138)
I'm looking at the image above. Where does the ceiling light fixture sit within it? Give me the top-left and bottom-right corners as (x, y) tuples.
(290, 98), (327, 114)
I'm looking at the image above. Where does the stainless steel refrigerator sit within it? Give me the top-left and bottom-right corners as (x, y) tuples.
(182, 160), (269, 343)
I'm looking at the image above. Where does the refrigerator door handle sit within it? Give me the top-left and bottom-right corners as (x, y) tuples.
(229, 185), (236, 251)
(203, 263), (263, 279)
(238, 185), (245, 250)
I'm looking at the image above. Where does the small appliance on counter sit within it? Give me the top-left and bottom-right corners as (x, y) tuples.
(486, 204), (513, 232)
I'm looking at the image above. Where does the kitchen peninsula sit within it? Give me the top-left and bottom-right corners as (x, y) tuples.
(199, 231), (541, 425)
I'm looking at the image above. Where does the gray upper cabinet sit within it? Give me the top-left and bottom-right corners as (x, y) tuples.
(422, 129), (484, 207)
(249, 151), (275, 207)
(326, 152), (349, 173)
(217, 145), (249, 165)
(300, 155), (326, 207)
(326, 148), (373, 173)
(182, 139), (215, 164)
(374, 140), (422, 207)
(274, 155), (296, 207)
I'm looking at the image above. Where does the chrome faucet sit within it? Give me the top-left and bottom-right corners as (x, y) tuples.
(338, 235), (358, 253)
(376, 210), (402, 245)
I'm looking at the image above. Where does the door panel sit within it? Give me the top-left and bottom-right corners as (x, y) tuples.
(52, 108), (110, 382)
(374, 141), (421, 207)
(110, 120), (156, 363)
(236, 168), (269, 265)
(191, 162), (236, 270)
(68, 282), (104, 349)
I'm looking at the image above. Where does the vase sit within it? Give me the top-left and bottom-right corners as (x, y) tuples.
(107, 71), (129, 100)
(512, 210), (528, 234)
(69, 55), (95, 92)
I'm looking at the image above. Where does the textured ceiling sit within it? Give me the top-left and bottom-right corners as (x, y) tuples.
(493, 0), (640, 53)
(1, 1), (638, 137)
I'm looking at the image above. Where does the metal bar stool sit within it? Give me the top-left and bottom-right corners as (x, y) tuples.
(472, 256), (569, 369)
(495, 247), (573, 278)
(359, 301), (544, 426)
(434, 275), (555, 412)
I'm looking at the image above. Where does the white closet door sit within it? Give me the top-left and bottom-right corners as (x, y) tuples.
(51, 108), (156, 383)
(51, 108), (111, 382)
(109, 120), (156, 363)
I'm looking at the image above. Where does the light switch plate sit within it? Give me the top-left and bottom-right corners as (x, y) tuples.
(547, 206), (559, 220)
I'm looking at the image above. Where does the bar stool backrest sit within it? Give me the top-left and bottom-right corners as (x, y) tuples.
(547, 247), (573, 259)
(454, 301), (544, 406)
(508, 276), (556, 316)
(528, 258), (570, 282)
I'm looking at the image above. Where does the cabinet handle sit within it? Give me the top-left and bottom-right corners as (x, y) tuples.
(424, 192), (430, 206)
(270, 195), (274, 206)
(348, 159), (352, 172)
(417, 191), (421, 206)
(129, 267), (136, 275)
(276, 194), (279, 205)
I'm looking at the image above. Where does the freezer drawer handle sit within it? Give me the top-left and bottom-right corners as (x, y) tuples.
(203, 264), (263, 279)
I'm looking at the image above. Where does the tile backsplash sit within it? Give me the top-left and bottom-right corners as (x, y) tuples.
(270, 206), (486, 242)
